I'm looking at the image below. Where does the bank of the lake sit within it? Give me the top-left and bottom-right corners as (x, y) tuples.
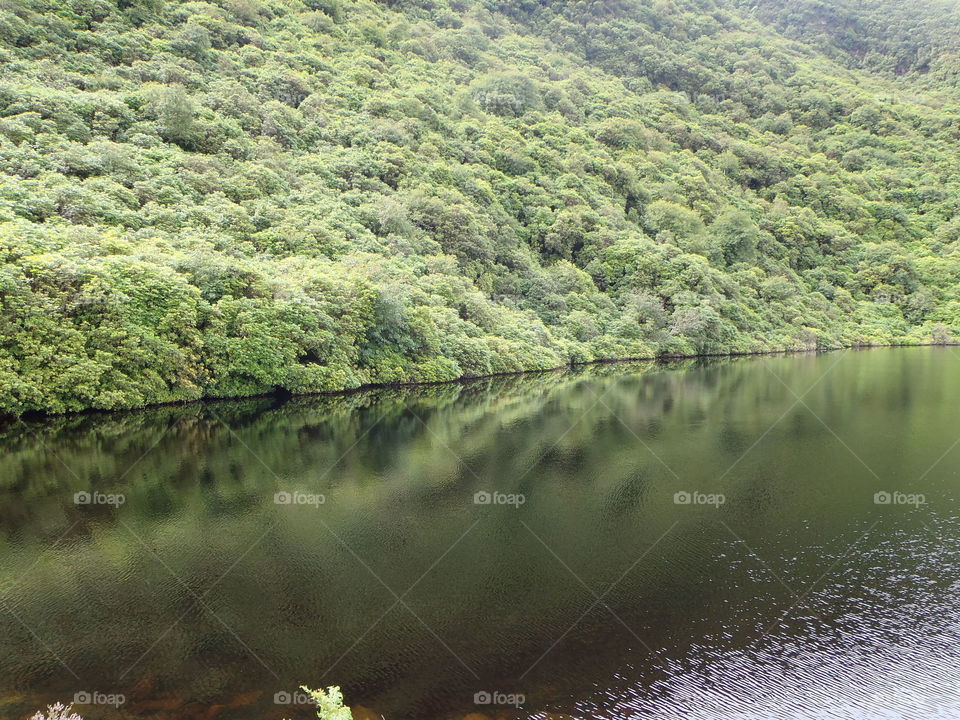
(7, 337), (958, 423)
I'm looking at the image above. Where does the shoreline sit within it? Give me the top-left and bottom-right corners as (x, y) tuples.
(9, 340), (957, 424)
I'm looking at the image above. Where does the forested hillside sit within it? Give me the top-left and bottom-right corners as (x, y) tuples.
(2, 0), (960, 415)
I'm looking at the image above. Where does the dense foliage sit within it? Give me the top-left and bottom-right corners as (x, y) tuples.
(2, 0), (959, 415)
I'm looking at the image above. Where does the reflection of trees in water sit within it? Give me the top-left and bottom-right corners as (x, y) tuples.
(0, 349), (955, 719)
(0, 360), (676, 515)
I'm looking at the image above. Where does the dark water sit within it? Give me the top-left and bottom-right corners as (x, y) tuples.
(3, 348), (960, 720)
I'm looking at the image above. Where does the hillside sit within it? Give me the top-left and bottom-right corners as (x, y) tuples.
(2, 0), (960, 415)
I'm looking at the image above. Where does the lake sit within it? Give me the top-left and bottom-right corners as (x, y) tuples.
(3, 347), (960, 719)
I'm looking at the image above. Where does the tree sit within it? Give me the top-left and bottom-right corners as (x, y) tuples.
(151, 85), (196, 147)
(471, 73), (541, 116)
(711, 209), (759, 266)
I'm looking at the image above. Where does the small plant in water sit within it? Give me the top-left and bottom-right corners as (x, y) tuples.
(30, 704), (84, 720)
(289, 686), (353, 720)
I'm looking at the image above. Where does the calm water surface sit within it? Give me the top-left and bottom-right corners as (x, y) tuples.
(2, 348), (960, 719)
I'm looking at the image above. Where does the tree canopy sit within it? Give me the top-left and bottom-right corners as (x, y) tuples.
(1, 0), (959, 415)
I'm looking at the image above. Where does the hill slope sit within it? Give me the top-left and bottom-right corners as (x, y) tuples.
(2, 0), (960, 415)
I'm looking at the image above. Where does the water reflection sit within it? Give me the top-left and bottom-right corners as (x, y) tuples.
(2, 349), (960, 719)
